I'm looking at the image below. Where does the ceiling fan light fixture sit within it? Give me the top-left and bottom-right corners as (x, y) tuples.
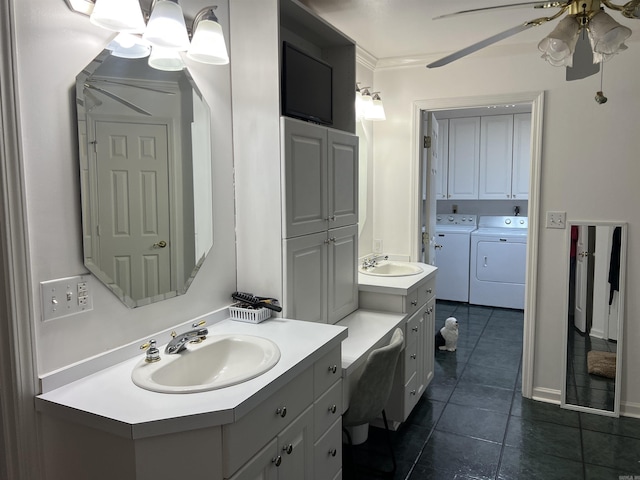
(588, 10), (632, 55)
(538, 15), (580, 67)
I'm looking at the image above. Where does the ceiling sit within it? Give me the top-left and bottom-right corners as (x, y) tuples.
(299, 0), (639, 64)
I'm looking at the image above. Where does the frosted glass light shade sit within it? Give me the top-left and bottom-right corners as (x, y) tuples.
(143, 0), (190, 50)
(148, 46), (185, 71)
(355, 89), (365, 119)
(107, 33), (151, 59)
(538, 16), (580, 67)
(588, 11), (632, 55)
(360, 90), (373, 118)
(187, 19), (229, 65)
(90, 0), (146, 33)
(365, 94), (386, 121)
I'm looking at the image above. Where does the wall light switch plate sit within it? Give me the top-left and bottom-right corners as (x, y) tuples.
(40, 275), (93, 321)
(546, 211), (567, 229)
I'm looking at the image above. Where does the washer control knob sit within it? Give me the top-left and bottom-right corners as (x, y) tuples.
(505, 219), (512, 225)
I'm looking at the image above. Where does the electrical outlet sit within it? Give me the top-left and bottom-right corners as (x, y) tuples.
(40, 275), (93, 321)
(546, 211), (567, 229)
(373, 239), (383, 254)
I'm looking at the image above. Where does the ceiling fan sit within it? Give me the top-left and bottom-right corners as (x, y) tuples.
(427, 0), (638, 81)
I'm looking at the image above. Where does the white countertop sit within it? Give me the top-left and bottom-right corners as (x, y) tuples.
(358, 262), (437, 295)
(336, 309), (405, 377)
(36, 318), (347, 440)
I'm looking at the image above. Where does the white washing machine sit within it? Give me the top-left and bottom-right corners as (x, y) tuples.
(470, 216), (528, 310)
(434, 214), (477, 302)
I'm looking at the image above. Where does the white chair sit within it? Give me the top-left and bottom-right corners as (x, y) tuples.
(342, 327), (404, 478)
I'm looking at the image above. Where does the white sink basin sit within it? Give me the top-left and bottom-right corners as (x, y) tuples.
(359, 261), (423, 277)
(131, 334), (281, 394)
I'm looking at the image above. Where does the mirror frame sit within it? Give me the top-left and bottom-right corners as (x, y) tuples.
(561, 221), (627, 417)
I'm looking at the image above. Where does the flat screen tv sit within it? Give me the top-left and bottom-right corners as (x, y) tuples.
(281, 42), (333, 126)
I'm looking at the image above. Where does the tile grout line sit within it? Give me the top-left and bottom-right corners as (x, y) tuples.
(404, 304), (490, 480)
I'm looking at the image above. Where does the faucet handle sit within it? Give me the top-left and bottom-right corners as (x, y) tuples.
(192, 320), (206, 328)
(140, 339), (161, 363)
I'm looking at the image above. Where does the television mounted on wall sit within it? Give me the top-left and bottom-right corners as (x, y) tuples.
(281, 41), (333, 126)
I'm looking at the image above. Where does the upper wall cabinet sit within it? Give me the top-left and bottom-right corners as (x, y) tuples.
(437, 113), (531, 200)
(283, 118), (358, 238)
(447, 117), (481, 200)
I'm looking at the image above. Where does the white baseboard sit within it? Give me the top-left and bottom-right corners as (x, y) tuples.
(621, 401), (640, 418)
(531, 387), (561, 405)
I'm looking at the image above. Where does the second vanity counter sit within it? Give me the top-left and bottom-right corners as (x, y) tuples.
(36, 317), (347, 440)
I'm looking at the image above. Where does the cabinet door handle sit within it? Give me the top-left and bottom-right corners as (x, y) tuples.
(328, 448), (337, 457)
(275, 406), (287, 418)
(328, 364), (338, 374)
(283, 443), (293, 455)
(272, 455), (282, 466)
(412, 326), (419, 332)
(411, 300), (418, 306)
(410, 390), (417, 396)
(410, 354), (417, 359)
(426, 288), (432, 294)
(328, 404), (337, 414)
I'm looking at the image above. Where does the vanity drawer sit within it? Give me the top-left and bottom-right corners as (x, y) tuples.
(314, 418), (342, 480)
(417, 275), (436, 306)
(314, 379), (342, 441)
(404, 288), (420, 315)
(222, 366), (313, 477)
(314, 345), (341, 398)
(402, 341), (418, 383)
(405, 309), (422, 348)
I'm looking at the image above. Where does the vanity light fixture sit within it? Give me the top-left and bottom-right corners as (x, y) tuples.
(143, 0), (190, 51)
(365, 92), (386, 121)
(64, 0), (230, 71)
(106, 33), (151, 59)
(89, 0), (146, 33)
(356, 84), (386, 121)
(187, 7), (229, 65)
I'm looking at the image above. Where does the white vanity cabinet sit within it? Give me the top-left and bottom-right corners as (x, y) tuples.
(36, 319), (347, 480)
(284, 224), (358, 324)
(358, 269), (437, 427)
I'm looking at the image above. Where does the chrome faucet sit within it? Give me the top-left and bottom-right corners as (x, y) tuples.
(362, 254), (388, 269)
(165, 321), (208, 355)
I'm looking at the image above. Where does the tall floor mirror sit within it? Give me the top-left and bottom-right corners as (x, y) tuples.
(561, 222), (627, 416)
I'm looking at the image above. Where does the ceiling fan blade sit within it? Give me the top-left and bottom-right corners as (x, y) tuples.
(433, 2), (567, 20)
(427, 23), (535, 68)
(566, 32), (600, 81)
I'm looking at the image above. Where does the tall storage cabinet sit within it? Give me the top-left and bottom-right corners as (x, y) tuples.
(283, 118), (358, 324)
(447, 117), (480, 199)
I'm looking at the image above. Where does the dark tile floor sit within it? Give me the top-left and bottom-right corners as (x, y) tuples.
(343, 301), (640, 480)
(565, 321), (617, 411)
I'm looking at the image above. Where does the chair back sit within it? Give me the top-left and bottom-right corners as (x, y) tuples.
(343, 328), (404, 427)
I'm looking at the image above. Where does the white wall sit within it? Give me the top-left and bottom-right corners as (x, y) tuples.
(368, 46), (640, 414)
(14, 0), (237, 374)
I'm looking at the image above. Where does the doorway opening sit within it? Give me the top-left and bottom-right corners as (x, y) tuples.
(410, 92), (545, 399)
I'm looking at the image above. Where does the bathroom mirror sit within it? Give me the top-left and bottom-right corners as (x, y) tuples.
(76, 50), (214, 307)
(561, 222), (626, 416)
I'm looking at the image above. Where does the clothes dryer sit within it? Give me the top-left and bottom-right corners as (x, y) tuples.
(469, 216), (528, 309)
(434, 214), (477, 302)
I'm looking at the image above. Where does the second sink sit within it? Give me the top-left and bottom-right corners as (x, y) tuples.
(131, 334), (281, 394)
(359, 261), (424, 277)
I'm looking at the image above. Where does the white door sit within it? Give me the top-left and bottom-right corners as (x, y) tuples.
(327, 129), (358, 230)
(327, 224), (358, 324)
(574, 225), (590, 333)
(94, 120), (171, 301)
(479, 114), (514, 199)
(420, 112), (438, 265)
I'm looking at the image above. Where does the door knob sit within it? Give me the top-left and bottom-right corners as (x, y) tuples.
(153, 240), (167, 248)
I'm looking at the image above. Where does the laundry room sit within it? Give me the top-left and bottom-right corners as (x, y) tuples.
(430, 103), (532, 311)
